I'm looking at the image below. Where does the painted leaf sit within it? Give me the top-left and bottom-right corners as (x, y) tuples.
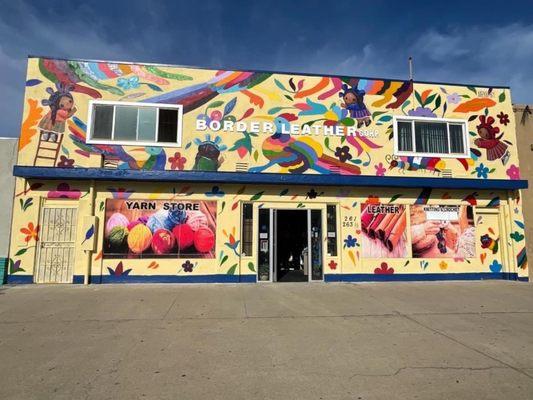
(227, 263), (238, 275)
(274, 79), (288, 92)
(26, 79), (42, 86)
(15, 248), (28, 256)
(288, 78), (296, 91)
(81, 225), (94, 244)
(279, 188), (289, 196)
(231, 201), (239, 211)
(207, 100), (224, 110)
(248, 262), (256, 272)
(253, 149), (259, 162)
(453, 98), (496, 113)
(389, 194), (402, 203)
(499, 91), (506, 103)
(220, 254), (229, 266)
(348, 250), (356, 266)
(250, 191), (264, 201)
(224, 97), (237, 116)
(239, 108), (254, 121)
(143, 82), (163, 92)
(515, 220), (525, 229)
(268, 106), (285, 115)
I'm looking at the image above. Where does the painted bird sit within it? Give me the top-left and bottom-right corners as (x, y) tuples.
(67, 117), (166, 170)
(248, 113), (361, 175)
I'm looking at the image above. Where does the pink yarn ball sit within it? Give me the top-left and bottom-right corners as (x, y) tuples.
(186, 210), (208, 231)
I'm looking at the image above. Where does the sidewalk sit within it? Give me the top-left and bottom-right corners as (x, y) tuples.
(1, 281), (532, 399)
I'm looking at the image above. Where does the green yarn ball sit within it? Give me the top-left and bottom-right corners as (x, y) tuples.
(108, 225), (128, 249)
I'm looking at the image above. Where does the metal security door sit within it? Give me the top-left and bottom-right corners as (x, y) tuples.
(35, 205), (78, 283)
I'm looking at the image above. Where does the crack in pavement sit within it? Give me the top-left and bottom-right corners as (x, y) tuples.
(348, 365), (509, 379)
(400, 312), (533, 381)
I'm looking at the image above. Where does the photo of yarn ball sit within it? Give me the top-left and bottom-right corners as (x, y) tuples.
(361, 204), (408, 258)
(103, 199), (217, 259)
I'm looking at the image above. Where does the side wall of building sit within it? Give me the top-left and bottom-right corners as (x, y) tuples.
(513, 105), (533, 280)
(0, 138), (18, 282)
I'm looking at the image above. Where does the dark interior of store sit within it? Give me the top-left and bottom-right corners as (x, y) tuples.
(276, 210), (308, 282)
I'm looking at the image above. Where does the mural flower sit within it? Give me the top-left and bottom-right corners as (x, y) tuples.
(47, 183), (81, 199)
(205, 186), (225, 198)
(328, 260), (337, 270)
(168, 152), (187, 170)
(506, 164), (520, 180)
(497, 112), (510, 126)
(223, 227), (240, 256)
(57, 155), (74, 168)
(475, 163), (489, 179)
(107, 261), (132, 276)
(182, 260), (194, 273)
(374, 162), (386, 176)
(408, 107), (437, 118)
(306, 188), (323, 199)
(117, 76), (140, 90)
(439, 261), (448, 270)
(20, 222), (39, 242)
(343, 235), (358, 248)
(374, 262), (394, 275)
(446, 93), (461, 104)
(334, 146), (352, 162)
(107, 187), (135, 199)
(489, 259), (502, 273)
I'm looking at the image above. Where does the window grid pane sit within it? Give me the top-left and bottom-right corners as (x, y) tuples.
(397, 121), (413, 152)
(92, 105), (114, 139)
(449, 124), (465, 153)
(114, 106), (138, 141)
(414, 121), (449, 154)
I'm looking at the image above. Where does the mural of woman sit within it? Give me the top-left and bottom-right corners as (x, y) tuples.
(339, 84), (371, 128)
(474, 115), (510, 164)
(38, 82), (77, 142)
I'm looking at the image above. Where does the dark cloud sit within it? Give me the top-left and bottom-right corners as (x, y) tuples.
(1, 0), (532, 137)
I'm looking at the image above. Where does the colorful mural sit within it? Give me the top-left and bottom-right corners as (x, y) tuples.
(17, 57), (521, 180)
(6, 56), (528, 283)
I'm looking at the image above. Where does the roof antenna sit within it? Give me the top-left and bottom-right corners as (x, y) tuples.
(408, 56), (414, 81)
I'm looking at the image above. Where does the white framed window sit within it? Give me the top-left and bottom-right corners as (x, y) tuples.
(87, 100), (183, 147)
(393, 115), (469, 158)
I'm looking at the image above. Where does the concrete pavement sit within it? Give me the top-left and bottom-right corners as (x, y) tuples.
(1, 281), (533, 399)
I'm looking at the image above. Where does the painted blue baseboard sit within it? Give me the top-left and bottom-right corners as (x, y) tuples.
(324, 272), (524, 282)
(91, 274), (258, 284)
(6, 273), (528, 284)
(6, 275), (34, 284)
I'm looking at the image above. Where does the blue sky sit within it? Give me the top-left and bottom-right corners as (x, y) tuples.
(1, 0), (533, 137)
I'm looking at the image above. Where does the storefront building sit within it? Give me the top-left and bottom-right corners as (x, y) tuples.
(7, 56), (528, 283)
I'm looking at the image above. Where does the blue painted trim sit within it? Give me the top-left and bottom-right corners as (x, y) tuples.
(28, 55), (510, 89)
(5, 273), (527, 284)
(324, 272), (521, 282)
(6, 275), (33, 284)
(13, 166), (528, 190)
(93, 274), (257, 284)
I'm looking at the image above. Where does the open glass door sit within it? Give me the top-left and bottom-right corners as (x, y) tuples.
(309, 209), (323, 281)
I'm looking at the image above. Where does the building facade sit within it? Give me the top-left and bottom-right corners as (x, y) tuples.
(7, 56), (528, 284)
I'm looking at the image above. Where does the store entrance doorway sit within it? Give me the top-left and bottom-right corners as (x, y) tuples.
(257, 208), (323, 283)
(276, 210), (308, 282)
